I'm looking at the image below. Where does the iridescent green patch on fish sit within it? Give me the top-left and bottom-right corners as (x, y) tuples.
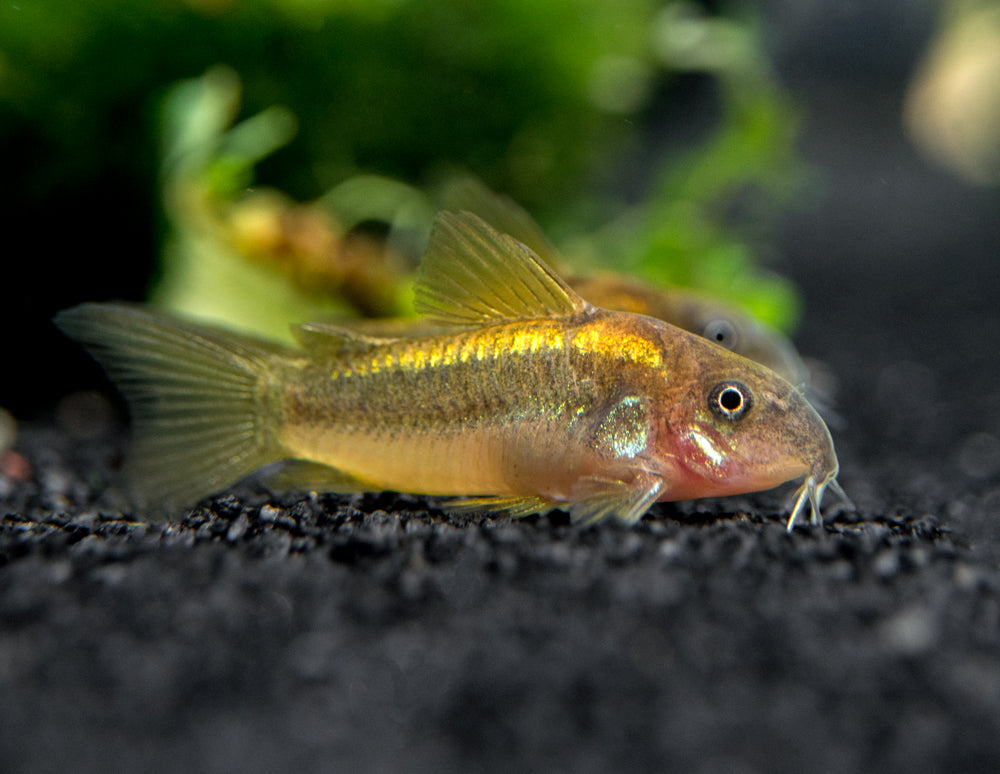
(592, 396), (649, 459)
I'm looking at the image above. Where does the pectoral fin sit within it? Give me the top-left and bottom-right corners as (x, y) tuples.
(569, 472), (664, 526)
(444, 474), (664, 526)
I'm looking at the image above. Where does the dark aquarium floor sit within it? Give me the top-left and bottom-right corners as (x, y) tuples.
(5, 36), (1000, 774)
(1, 428), (990, 774)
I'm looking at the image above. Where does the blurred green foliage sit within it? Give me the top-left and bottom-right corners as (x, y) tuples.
(1, 0), (807, 334)
(608, 4), (806, 330)
(2, 0), (654, 206)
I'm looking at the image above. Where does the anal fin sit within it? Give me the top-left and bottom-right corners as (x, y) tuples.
(262, 459), (382, 494)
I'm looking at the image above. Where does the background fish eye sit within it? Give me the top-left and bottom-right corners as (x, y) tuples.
(703, 319), (738, 350)
(708, 380), (753, 421)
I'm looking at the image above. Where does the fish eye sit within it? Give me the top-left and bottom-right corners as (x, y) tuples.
(703, 319), (738, 350)
(708, 380), (753, 421)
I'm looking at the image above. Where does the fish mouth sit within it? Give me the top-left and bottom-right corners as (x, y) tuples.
(781, 389), (851, 531)
(785, 470), (853, 532)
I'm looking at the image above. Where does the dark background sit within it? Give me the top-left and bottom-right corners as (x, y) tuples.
(5, 2), (1000, 772)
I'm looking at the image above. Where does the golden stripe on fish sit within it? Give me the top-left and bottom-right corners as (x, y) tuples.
(328, 321), (665, 391)
(570, 326), (663, 369)
(329, 324), (569, 381)
(309, 329), (586, 434)
(334, 329), (551, 382)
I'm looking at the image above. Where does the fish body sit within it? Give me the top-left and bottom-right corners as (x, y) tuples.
(56, 212), (842, 528)
(280, 311), (827, 510)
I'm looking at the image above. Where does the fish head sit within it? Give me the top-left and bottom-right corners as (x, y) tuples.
(658, 343), (838, 513)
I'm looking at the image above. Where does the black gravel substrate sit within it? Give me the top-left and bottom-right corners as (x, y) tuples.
(2, 416), (997, 774)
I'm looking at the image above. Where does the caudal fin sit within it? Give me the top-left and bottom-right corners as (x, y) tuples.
(55, 303), (283, 515)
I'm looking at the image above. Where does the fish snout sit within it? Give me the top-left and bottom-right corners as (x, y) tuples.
(782, 392), (844, 531)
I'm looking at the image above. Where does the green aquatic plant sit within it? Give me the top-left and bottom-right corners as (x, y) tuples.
(2, 0), (808, 337)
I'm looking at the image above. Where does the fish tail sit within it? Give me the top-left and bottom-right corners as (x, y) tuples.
(54, 303), (284, 514)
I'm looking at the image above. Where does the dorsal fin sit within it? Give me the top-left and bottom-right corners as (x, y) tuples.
(413, 211), (590, 327)
(440, 177), (564, 268)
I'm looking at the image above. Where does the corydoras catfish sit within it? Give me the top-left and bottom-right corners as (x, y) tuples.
(56, 212), (844, 529)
